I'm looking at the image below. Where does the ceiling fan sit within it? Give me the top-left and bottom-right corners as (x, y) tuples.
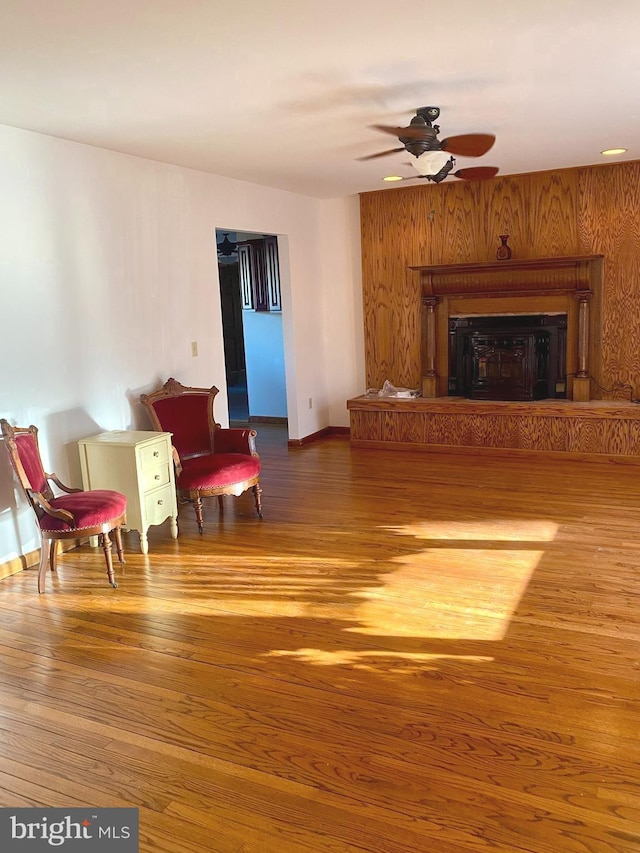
(359, 106), (498, 183)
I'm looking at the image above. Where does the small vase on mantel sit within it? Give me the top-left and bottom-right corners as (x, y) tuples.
(496, 234), (512, 261)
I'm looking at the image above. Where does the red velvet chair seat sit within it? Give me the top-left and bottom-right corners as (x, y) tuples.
(178, 454), (261, 491)
(42, 490), (128, 532)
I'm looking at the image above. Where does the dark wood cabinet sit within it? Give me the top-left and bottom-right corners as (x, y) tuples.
(237, 236), (281, 312)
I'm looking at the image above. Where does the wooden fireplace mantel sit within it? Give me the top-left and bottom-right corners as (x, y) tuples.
(407, 255), (604, 401)
(410, 255), (604, 298)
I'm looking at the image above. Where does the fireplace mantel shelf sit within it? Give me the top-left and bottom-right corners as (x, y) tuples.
(411, 254), (604, 299)
(411, 255), (604, 277)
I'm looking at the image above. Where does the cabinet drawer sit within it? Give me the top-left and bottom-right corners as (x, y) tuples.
(144, 484), (175, 526)
(141, 461), (171, 492)
(139, 439), (170, 470)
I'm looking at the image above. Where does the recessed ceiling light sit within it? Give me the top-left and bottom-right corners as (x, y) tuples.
(601, 147), (627, 156)
(382, 175), (403, 182)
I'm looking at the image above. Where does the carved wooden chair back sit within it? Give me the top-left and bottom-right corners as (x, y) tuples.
(140, 377), (219, 460)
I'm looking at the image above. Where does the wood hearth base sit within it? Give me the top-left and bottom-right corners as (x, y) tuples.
(347, 396), (640, 463)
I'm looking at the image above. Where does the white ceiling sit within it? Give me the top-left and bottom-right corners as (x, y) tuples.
(2, 0), (638, 199)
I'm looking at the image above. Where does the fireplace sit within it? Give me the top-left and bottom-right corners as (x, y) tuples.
(449, 314), (567, 401)
(412, 255), (604, 402)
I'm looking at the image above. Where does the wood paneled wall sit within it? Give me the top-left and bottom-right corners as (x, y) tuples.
(360, 161), (640, 399)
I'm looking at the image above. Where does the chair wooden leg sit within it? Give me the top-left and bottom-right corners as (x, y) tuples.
(217, 495), (224, 512)
(100, 532), (118, 589)
(49, 541), (58, 573)
(193, 496), (205, 534)
(113, 526), (126, 564)
(253, 483), (263, 518)
(37, 537), (50, 594)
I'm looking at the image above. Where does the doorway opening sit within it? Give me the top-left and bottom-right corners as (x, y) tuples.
(216, 229), (288, 426)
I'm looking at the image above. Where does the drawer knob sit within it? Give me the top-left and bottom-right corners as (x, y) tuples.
(153, 450), (160, 457)
(157, 499), (164, 506)
(154, 474), (161, 480)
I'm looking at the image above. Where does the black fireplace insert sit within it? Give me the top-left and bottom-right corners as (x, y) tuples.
(448, 314), (567, 401)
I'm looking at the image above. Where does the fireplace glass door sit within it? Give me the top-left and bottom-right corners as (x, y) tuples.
(449, 315), (567, 401)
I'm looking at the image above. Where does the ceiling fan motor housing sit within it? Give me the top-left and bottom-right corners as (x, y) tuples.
(403, 137), (443, 157)
(400, 118), (442, 157)
(399, 110), (447, 157)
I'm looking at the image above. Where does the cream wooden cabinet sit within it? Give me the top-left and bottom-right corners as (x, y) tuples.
(78, 430), (178, 554)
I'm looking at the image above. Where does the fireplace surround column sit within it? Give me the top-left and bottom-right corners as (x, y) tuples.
(573, 290), (592, 402)
(422, 296), (439, 398)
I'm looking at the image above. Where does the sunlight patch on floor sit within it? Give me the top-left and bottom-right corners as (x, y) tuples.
(266, 648), (494, 670)
(346, 518), (559, 641)
(383, 519), (559, 542)
(345, 548), (543, 641)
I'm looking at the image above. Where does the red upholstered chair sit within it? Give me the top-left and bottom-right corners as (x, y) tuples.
(140, 378), (262, 533)
(1, 419), (127, 593)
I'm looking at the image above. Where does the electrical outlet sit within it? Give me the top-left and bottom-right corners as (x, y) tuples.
(308, 397), (313, 409)
(191, 341), (198, 357)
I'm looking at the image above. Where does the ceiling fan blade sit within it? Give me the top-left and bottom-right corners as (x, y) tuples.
(453, 166), (499, 181)
(357, 147), (405, 161)
(440, 134), (496, 157)
(371, 123), (431, 140)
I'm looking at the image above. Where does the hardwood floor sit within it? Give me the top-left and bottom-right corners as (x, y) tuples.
(1, 424), (640, 852)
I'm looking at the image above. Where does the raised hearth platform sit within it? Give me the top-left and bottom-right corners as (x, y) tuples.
(347, 396), (640, 462)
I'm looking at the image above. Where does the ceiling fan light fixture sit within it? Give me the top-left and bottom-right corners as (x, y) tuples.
(601, 147), (627, 156)
(410, 150), (451, 176)
(217, 232), (237, 256)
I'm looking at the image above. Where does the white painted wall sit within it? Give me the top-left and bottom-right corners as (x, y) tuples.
(0, 124), (363, 565)
(319, 196), (366, 426)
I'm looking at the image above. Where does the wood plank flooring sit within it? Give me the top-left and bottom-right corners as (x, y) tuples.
(1, 425), (640, 852)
